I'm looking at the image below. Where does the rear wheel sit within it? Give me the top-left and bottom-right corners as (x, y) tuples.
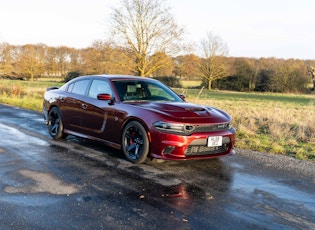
(47, 107), (66, 139)
(122, 121), (149, 164)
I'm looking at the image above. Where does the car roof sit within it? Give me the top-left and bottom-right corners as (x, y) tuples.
(80, 74), (154, 81)
(62, 75), (159, 91)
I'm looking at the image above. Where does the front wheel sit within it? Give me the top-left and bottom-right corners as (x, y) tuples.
(47, 107), (66, 139)
(121, 121), (149, 164)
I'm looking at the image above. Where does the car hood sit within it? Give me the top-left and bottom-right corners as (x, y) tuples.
(129, 101), (231, 123)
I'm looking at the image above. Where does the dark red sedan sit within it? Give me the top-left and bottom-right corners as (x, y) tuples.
(43, 75), (236, 163)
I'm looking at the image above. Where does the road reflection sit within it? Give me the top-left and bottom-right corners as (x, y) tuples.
(229, 172), (315, 228)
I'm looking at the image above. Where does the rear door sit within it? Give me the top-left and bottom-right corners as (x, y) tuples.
(60, 79), (90, 132)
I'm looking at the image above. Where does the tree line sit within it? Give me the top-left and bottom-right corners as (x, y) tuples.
(0, 41), (314, 93)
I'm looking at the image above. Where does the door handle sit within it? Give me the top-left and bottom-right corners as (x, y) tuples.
(82, 104), (87, 110)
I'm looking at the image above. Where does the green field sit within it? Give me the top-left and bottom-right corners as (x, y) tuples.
(180, 80), (202, 88)
(1, 79), (314, 161)
(0, 79), (63, 111)
(177, 87), (315, 106)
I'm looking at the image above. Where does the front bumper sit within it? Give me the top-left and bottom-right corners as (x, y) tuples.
(149, 128), (236, 160)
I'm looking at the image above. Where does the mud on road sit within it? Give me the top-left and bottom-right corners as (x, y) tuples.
(0, 104), (314, 229)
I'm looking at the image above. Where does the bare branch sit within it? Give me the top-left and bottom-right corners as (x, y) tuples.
(199, 32), (229, 90)
(109, 0), (184, 76)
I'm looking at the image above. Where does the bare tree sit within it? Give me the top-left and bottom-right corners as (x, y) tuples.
(109, 0), (184, 76)
(55, 46), (72, 76)
(44, 46), (59, 77)
(0, 42), (14, 76)
(199, 32), (229, 90)
(309, 66), (315, 90)
(233, 58), (258, 91)
(15, 44), (45, 81)
(173, 54), (201, 79)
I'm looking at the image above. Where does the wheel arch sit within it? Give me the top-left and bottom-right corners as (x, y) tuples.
(120, 116), (151, 139)
(48, 105), (64, 120)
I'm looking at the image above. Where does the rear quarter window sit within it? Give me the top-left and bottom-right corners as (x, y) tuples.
(67, 80), (90, 96)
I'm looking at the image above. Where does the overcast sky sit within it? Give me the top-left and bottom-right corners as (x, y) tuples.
(0, 0), (314, 59)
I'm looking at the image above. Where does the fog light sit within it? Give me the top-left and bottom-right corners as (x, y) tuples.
(163, 146), (175, 154)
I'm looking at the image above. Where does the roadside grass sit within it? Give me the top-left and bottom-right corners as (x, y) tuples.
(1, 79), (314, 161)
(0, 79), (63, 111)
(36, 77), (64, 82)
(175, 88), (315, 161)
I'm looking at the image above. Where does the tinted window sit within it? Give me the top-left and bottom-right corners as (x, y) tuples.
(67, 83), (74, 92)
(88, 80), (112, 98)
(147, 83), (175, 100)
(113, 80), (182, 102)
(69, 80), (90, 95)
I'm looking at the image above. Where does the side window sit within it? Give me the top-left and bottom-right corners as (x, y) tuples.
(68, 80), (90, 96)
(88, 80), (112, 98)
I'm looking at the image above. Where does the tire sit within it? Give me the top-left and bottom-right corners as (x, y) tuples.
(121, 121), (149, 164)
(47, 107), (66, 139)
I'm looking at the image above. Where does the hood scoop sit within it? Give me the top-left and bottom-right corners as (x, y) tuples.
(185, 107), (206, 112)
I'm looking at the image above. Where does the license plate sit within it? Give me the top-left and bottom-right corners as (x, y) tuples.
(207, 136), (222, 147)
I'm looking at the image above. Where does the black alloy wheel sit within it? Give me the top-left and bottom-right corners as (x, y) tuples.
(122, 121), (149, 163)
(48, 107), (66, 139)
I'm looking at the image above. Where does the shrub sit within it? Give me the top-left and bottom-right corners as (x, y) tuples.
(153, 76), (182, 88)
(64, 71), (81, 82)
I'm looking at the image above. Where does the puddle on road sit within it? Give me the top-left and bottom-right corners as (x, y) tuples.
(142, 183), (207, 206)
(0, 123), (49, 147)
(4, 169), (80, 195)
(232, 173), (315, 210)
(230, 173), (315, 228)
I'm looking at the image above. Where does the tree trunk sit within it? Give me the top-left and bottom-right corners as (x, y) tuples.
(208, 79), (212, 90)
(249, 78), (255, 91)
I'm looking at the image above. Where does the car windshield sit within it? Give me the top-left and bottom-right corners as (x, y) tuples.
(113, 80), (183, 102)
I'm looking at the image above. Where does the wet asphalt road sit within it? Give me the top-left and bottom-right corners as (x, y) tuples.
(0, 103), (314, 230)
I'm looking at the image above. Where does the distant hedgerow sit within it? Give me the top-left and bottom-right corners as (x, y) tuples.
(153, 76), (182, 88)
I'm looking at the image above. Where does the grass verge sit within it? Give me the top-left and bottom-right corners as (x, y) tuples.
(175, 88), (315, 161)
(0, 79), (63, 111)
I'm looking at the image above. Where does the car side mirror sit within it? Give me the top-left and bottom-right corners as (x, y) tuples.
(179, 94), (186, 101)
(97, 93), (115, 104)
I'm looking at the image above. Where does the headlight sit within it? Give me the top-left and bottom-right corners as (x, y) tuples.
(153, 121), (194, 135)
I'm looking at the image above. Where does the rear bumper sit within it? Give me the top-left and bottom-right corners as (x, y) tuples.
(43, 107), (49, 125)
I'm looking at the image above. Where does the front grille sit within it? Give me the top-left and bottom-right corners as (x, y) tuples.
(184, 136), (230, 156)
(193, 123), (230, 133)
